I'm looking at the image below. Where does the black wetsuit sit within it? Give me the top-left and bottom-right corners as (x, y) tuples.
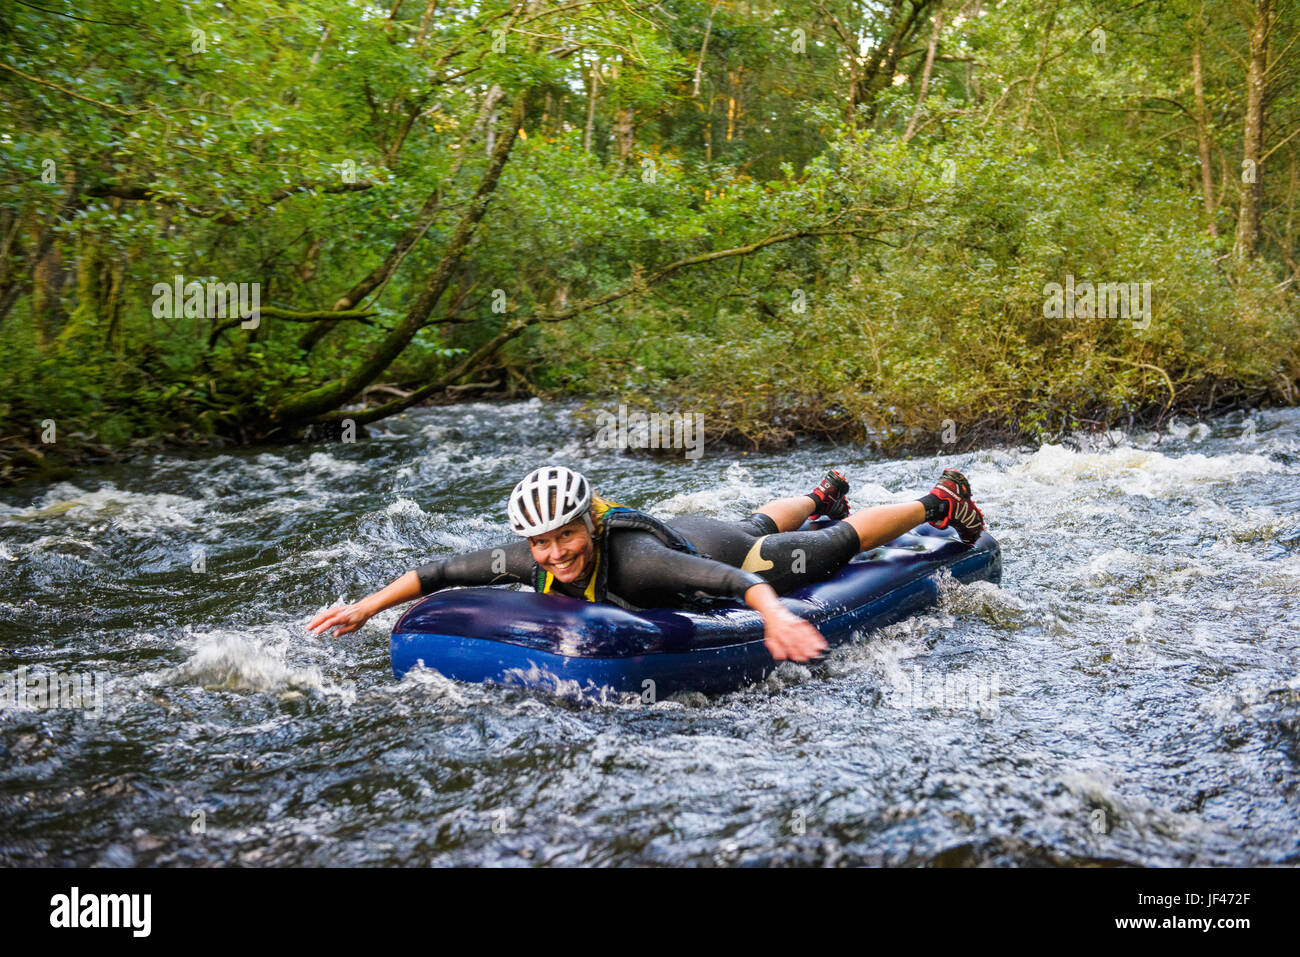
(415, 513), (862, 610)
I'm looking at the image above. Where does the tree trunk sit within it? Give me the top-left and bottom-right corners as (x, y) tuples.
(102, 256), (125, 352)
(693, 0), (721, 98)
(1192, 40), (1218, 237)
(32, 241), (71, 341)
(584, 63), (598, 153)
(615, 106), (635, 163)
(1285, 155), (1297, 273)
(70, 231), (110, 337)
(416, 0), (439, 46)
(611, 61), (633, 163)
(1233, 0), (1273, 260)
(904, 4), (944, 143)
(0, 210), (25, 326)
(478, 83), (504, 158)
(810, 0), (865, 127)
(298, 236), (323, 282)
(850, 0), (936, 126)
(703, 97), (713, 162)
(1018, 0), (1060, 132)
(0, 171), (81, 327)
(271, 92), (529, 426)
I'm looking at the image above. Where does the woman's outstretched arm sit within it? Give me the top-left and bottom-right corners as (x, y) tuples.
(307, 570), (422, 637)
(308, 540), (534, 637)
(613, 533), (828, 662)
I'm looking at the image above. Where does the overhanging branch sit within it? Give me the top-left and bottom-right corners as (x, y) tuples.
(84, 179), (376, 226)
(310, 219), (897, 426)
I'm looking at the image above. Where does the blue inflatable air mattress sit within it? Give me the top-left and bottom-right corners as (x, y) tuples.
(390, 522), (1001, 698)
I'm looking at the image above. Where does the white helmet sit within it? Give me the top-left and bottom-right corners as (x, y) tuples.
(508, 466), (594, 537)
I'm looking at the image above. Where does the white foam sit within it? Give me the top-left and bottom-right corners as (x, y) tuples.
(1166, 420), (1213, 442)
(938, 578), (1032, 629)
(1008, 443), (1285, 497)
(0, 483), (201, 531)
(824, 613), (945, 684)
(304, 451), (363, 475)
(150, 627), (353, 696)
(299, 539), (375, 566)
(653, 461), (771, 518)
(1056, 769), (1214, 844)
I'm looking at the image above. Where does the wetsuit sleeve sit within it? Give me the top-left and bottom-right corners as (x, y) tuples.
(414, 539), (535, 595)
(610, 530), (765, 602)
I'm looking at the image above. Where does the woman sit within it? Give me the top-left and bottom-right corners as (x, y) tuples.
(308, 465), (985, 663)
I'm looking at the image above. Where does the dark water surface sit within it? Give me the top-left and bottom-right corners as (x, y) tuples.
(2, 401), (1298, 866)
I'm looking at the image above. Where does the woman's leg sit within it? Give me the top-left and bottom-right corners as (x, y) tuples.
(754, 473), (924, 549)
(754, 497), (928, 558)
(756, 470), (849, 531)
(678, 469), (981, 596)
(673, 502), (922, 596)
(838, 468), (986, 550)
(734, 501), (929, 594)
(844, 501), (927, 552)
(755, 495), (817, 532)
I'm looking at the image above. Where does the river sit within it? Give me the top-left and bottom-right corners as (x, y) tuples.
(1, 400), (1298, 865)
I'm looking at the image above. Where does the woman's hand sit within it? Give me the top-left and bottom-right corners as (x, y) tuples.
(762, 608), (828, 662)
(308, 571), (423, 638)
(307, 601), (374, 637)
(744, 581), (828, 662)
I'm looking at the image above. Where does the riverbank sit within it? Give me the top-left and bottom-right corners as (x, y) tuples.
(3, 381), (1292, 488)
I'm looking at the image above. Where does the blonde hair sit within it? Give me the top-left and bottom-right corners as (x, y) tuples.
(589, 493), (623, 539)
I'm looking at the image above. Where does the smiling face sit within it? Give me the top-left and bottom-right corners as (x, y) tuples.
(527, 518), (596, 584)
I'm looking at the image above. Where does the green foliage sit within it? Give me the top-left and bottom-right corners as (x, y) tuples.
(0, 0), (1297, 473)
